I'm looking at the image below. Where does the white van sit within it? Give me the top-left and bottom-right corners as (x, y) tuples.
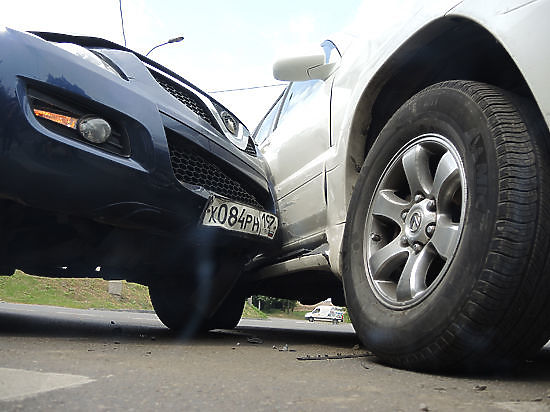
(305, 306), (344, 324)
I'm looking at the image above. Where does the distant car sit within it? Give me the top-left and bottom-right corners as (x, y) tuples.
(0, 28), (278, 334)
(305, 305), (344, 324)
(250, 0), (550, 371)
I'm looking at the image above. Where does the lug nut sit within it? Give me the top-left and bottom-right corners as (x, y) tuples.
(370, 233), (381, 242)
(426, 199), (436, 212)
(412, 243), (423, 253)
(400, 236), (409, 247)
(414, 194), (425, 203)
(426, 224), (436, 237)
(401, 211), (408, 222)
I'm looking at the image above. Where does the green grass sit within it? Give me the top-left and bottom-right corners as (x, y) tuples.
(263, 309), (309, 320)
(0, 270), (153, 310)
(0, 271), (269, 319)
(242, 302), (268, 319)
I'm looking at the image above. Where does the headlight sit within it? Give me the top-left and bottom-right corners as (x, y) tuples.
(221, 111), (238, 135)
(55, 43), (122, 78)
(212, 102), (250, 150)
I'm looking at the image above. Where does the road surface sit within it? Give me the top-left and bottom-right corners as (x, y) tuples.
(1, 302), (550, 411)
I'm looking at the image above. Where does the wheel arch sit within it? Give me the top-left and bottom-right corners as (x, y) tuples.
(331, 15), (544, 276)
(348, 16), (536, 171)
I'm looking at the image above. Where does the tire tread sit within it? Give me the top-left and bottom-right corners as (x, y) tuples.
(344, 80), (550, 371)
(429, 81), (550, 369)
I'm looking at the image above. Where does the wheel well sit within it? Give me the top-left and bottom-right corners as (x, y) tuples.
(245, 270), (345, 306)
(349, 17), (535, 164)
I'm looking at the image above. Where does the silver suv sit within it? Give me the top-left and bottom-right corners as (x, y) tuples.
(248, 0), (550, 371)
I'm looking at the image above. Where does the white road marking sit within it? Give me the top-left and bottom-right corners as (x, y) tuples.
(55, 311), (94, 317)
(130, 317), (159, 321)
(1, 307), (36, 313)
(0, 367), (94, 402)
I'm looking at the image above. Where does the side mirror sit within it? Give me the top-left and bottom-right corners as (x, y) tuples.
(273, 54), (336, 82)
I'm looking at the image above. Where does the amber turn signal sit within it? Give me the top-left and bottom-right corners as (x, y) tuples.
(34, 109), (111, 144)
(33, 109), (78, 129)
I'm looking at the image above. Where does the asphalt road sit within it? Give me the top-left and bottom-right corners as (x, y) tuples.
(1, 302), (550, 411)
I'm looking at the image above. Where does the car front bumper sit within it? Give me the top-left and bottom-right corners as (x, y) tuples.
(0, 28), (275, 246)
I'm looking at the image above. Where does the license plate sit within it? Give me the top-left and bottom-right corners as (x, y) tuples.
(202, 196), (278, 239)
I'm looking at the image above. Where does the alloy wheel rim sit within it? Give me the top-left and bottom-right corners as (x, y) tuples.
(364, 134), (467, 309)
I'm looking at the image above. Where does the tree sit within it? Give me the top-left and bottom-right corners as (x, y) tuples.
(252, 295), (297, 313)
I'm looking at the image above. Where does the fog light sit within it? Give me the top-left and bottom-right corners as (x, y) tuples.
(77, 116), (112, 144)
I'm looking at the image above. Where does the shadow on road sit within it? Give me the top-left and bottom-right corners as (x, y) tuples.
(0, 308), (357, 350)
(0, 309), (168, 339)
(515, 348), (550, 382)
(1, 307), (550, 382)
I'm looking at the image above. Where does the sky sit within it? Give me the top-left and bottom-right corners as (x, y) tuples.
(1, 0), (363, 129)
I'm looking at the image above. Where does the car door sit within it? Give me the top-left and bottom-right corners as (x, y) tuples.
(257, 78), (332, 246)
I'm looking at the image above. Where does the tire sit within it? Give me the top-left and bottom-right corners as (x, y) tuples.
(309, 317), (314, 323)
(149, 282), (205, 335)
(203, 295), (245, 330)
(149, 250), (248, 335)
(342, 80), (550, 371)
(149, 282), (245, 333)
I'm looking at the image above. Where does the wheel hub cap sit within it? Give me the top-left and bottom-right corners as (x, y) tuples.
(364, 134), (466, 308)
(405, 200), (436, 245)
(409, 212), (422, 233)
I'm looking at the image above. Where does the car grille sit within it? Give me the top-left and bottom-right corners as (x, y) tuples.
(167, 135), (263, 209)
(150, 70), (218, 129)
(151, 70), (259, 158)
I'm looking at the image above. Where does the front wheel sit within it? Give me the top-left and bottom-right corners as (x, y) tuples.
(149, 281), (245, 334)
(203, 294), (245, 330)
(343, 81), (550, 371)
(149, 281), (203, 335)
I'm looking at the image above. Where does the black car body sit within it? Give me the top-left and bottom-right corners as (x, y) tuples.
(0, 28), (278, 330)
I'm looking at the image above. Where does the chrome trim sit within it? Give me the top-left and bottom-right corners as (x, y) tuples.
(147, 65), (249, 150)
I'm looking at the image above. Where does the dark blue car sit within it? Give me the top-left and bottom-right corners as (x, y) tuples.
(0, 28), (278, 333)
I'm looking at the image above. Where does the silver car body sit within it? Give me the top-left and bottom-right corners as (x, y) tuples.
(256, 0), (550, 279)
